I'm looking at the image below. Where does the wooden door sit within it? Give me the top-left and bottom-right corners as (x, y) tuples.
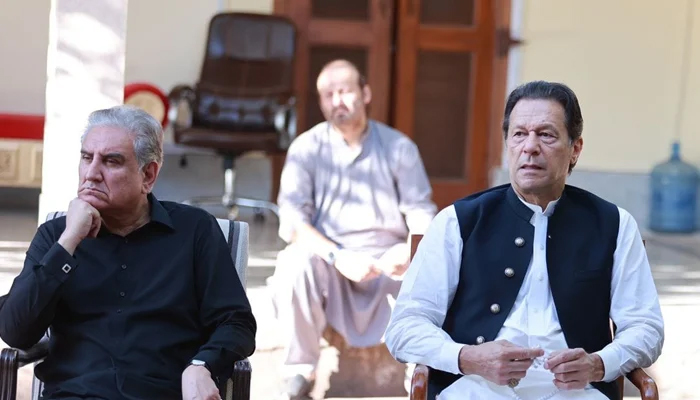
(275, 0), (394, 132)
(393, 0), (497, 210)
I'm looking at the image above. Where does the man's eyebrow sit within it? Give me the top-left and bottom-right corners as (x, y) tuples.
(538, 123), (559, 131)
(103, 153), (126, 161)
(103, 153), (124, 158)
(512, 122), (560, 131)
(79, 150), (125, 161)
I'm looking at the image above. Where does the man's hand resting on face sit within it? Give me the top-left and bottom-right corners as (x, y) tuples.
(58, 198), (101, 255)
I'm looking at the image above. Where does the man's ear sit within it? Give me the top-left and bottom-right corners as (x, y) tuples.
(141, 162), (160, 194)
(571, 137), (583, 165)
(362, 85), (372, 105)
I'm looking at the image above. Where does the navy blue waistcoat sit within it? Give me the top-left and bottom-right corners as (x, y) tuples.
(427, 184), (620, 400)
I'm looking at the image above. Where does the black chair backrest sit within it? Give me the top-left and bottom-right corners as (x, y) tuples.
(194, 12), (297, 132)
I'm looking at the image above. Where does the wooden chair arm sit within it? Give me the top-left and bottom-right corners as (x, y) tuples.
(219, 358), (251, 400)
(0, 338), (50, 400)
(410, 364), (429, 400)
(0, 348), (19, 400)
(626, 368), (658, 400)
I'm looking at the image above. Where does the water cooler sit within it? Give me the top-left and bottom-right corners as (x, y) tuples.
(649, 141), (699, 232)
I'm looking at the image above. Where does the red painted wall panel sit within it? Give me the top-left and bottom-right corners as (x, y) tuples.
(0, 114), (45, 141)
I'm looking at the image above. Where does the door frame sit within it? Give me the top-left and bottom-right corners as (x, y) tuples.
(390, 0), (513, 208)
(489, 0), (516, 173)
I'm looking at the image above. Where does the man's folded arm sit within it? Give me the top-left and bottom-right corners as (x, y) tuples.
(595, 208), (665, 382)
(0, 224), (73, 349)
(192, 215), (257, 378)
(384, 206), (464, 375)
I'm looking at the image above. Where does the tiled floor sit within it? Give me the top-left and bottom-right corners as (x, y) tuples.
(2, 203), (699, 399)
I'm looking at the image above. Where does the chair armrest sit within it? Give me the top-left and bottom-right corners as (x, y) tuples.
(167, 84), (196, 130)
(1, 348), (20, 400)
(273, 97), (297, 150)
(1, 337), (49, 371)
(627, 368), (658, 400)
(168, 85), (196, 104)
(1, 339), (49, 400)
(16, 338), (50, 368)
(410, 364), (429, 400)
(220, 358), (251, 400)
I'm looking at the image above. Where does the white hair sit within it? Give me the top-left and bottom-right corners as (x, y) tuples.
(82, 105), (164, 169)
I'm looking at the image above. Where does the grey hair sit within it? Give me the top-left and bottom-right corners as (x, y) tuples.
(82, 105), (164, 169)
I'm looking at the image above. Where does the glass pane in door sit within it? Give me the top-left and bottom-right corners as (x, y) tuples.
(311, 0), (370, 21)
(420, 0), (475, 26)
(412, 50), (472, 179)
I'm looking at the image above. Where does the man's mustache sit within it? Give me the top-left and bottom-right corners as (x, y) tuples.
(79, 185), (106, 194)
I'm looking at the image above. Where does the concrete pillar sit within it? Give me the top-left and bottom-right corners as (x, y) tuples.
(38, 0), (128, 222)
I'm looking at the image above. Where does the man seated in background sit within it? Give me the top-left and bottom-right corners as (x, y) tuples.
(269, 59), (437, 399)
(0, 105), (256, 400)
(385, 80), (664, 400)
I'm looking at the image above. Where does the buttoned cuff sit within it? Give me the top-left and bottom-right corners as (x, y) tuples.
(436, 341), (464, 376)
(594, 345), (621, 382)
(40, 243), (78, 282)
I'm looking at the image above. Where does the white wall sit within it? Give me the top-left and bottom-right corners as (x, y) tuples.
(519, 0), (700, 173)
(0, 0), (51, 114)
(0, 0), (273, 115)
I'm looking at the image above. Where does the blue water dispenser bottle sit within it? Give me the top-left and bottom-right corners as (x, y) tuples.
(649, 141), (699, 232)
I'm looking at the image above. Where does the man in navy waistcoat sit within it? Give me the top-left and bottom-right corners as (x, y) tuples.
(384, 81), (664, 400)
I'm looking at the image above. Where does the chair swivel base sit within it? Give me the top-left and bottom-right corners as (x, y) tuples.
(183, 195), (280, 221)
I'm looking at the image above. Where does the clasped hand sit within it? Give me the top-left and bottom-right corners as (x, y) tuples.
(544, 348), (605, 390)
(459, 340), (604, 389)
(333, 243), (410, 283)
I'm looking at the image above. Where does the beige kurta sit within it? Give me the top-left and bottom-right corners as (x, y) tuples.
(272, 120), (437, 350)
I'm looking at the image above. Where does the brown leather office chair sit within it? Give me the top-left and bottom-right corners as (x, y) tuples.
(168, 12), (297, 220)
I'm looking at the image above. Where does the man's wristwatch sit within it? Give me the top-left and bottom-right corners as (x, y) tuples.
(327, 246), (342, 265)
(189, 359), (210, 372)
